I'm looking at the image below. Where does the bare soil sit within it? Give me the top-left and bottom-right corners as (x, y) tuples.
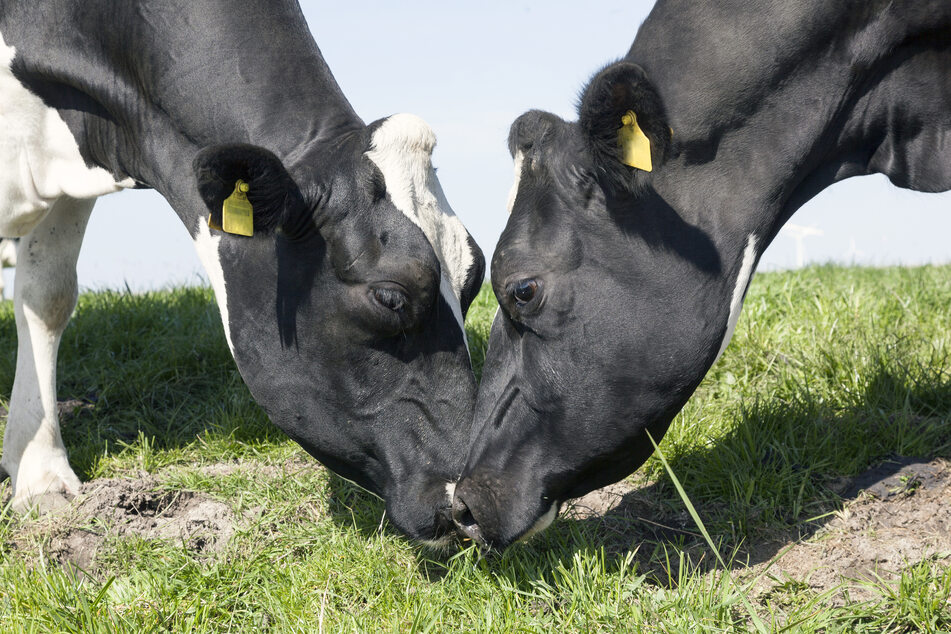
(745, 458), (951, 604)
(567, 457), (951, 603)
(11, 473), (236, 574)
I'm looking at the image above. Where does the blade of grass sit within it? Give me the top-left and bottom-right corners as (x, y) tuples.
(647, 429), (769, 633)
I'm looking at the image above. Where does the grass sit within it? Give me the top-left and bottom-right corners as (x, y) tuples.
(0, 264), (949, 631)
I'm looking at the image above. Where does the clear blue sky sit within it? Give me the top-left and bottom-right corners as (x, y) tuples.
(7, 1), (947, 294)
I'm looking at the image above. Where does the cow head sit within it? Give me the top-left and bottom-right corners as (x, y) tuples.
(192, 114), (485, 544)
(453, 62), (742, 549)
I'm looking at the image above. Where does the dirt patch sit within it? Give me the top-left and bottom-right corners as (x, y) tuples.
(14, 474), (235, 573)
(563, 475), (710, 553)
(562, 457), (951, 603)
(564, 481), (636, 519)
(744, 457), (951, 604)
(56, 395), (97, 420)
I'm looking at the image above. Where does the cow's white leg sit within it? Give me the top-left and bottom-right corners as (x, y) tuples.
(0, 196), (93, 511)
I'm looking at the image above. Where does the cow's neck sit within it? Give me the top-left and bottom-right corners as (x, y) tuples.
(7, 0), (363, 225)
(631, 0), (951, 260)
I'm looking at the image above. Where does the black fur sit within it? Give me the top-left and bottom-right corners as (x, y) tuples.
(194, 144), (311, 237)
(2, 0), (483, 545)
(458, 0), (951, 551)
(507, 110), (565, 158)
(577, 61), (672, 195)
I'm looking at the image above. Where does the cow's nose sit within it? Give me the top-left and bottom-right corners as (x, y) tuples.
(451, 494), (486, 547)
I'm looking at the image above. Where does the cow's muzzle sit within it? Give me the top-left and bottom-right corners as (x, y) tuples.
(451, 493), (487, 547)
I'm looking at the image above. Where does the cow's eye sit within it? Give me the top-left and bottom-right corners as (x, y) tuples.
(512, 279), (538, 305)
(372, 287), (407, 312)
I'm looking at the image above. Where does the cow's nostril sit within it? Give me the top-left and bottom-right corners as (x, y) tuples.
(452, 496), (475, 527)
(451, 495), (485, 545)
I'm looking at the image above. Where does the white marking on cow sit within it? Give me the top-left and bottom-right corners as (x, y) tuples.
(0, 31), (132, 237)
(715, 233), (758, 363)
(415, 481), (461, 550)
(365, 114), (475, 336)
(0, 31), (133, 509)
(1, 197), (94, 510)
(414, 481), (460, 550)
(441, 275), (468, 353)
(506, 150), (526, 214)
(519, 499), (559, 542)
(193, 221), (235, 355)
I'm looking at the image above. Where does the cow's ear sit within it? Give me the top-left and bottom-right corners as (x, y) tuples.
(194, 144), (310, 236)
(578, 61), (672, 194)
(459, 234), (486, 316)
(507, 110), (564, 158)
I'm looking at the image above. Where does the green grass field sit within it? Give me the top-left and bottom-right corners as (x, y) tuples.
(1, 264), (950, 632)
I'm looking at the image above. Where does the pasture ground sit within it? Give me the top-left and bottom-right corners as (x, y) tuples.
(1, 265), (951, 632)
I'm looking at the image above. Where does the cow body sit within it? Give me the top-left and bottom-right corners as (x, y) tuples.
(454, 0), (951, 548)
(0, 0), (484, 543)
(0, 238), (16, 297)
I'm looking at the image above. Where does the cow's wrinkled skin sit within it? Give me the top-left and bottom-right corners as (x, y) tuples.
(454, 0), (951, 549)
(0, 0), (483, 544)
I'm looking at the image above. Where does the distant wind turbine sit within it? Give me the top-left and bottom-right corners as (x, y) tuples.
(782, 224), (824, 267)
(844, 237), (865, 263)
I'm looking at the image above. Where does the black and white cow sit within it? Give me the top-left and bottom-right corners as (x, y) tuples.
(0, 237), (15, 297)
(453, 0), (951, 548)
(0, 0), (484, 543)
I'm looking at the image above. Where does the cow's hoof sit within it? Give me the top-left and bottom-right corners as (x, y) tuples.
(9, 469), (81, 514)
(17, 490), (74, 514)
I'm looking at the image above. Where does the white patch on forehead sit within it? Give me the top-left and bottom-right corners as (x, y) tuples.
(193, 222), (235, 356)
(365, 114), (475, 335)
(0, 31), (132, 236)
(506, 150), (526, 215)
(715, 233), (758, 363)
(441, 275), (468, 353)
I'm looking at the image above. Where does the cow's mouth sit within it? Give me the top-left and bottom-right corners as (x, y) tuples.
(517, 499), (560, 542)
(417, 503), (459, 550)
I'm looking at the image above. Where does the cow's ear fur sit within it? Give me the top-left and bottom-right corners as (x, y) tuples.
(578, 61), (672, 195)
(507, 110), (564, 158)
(194, 144), (310, 236)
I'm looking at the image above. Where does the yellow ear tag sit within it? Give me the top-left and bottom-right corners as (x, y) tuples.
(221, 180), (254, 237)
(617, 110), (653, 172)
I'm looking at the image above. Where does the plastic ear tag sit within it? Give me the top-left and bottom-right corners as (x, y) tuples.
(222, 179), (254, 237)
(617, 110), (653, 172)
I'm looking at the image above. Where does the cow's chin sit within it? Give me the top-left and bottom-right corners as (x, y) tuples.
(384, 475), (458, 544)
(452, 497), (561, 551)
(450, 465), (561, 550)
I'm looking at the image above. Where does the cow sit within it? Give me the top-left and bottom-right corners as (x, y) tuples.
(452, 0), (951, 549)
(0, 0), (485, 544)
(0, 237), (15, 297)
